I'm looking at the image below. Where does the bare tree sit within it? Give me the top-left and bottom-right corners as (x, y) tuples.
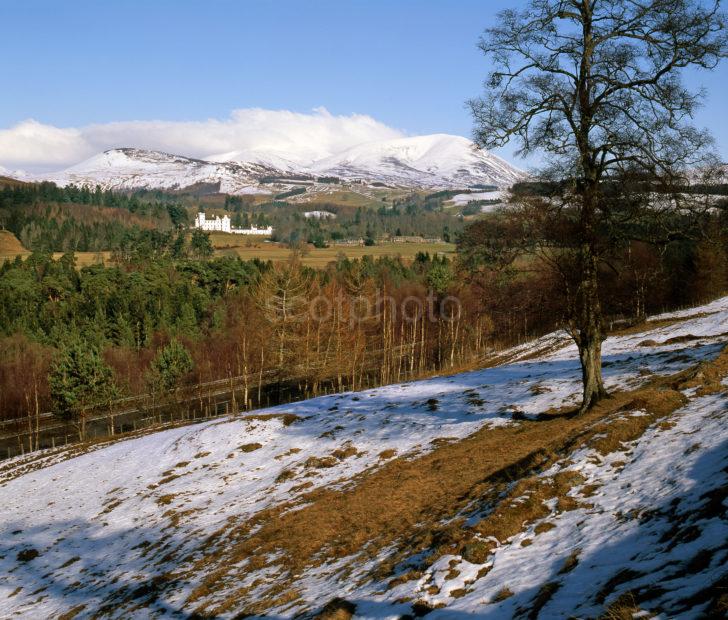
(254, 257), (309, 380)
(470, 0), (727, 410)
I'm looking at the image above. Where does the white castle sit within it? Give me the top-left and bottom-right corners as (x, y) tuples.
(193, 212), (273, 236)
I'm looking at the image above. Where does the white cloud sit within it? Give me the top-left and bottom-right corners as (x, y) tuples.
(0, 120), (92, 169)
(0, 108), (404, 172)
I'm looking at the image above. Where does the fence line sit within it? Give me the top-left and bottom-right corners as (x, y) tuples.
(1, 341), (497, 461)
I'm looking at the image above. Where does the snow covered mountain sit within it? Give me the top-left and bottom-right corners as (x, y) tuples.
(34, 134), (524, 194)
(206, 149), (304, 173)
(0, 164), (28, 181)
(310, 134), (523, 188)
(1, 297), (727, 618)
(42, 148), (281, 195)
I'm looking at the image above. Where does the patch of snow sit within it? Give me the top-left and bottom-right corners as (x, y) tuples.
(0, 296), (726, 618)
(447, 190), (508, 207)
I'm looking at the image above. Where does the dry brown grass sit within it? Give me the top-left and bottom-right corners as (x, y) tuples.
(275, 469), (296, 483)
(313, 597), (357, 620)
(209, 233), (455, 267)
(52, 251), (112, 267)
(0, 230), (29, 259)
(243, 412), (301, 426)
(589, 388), (688, 456)
(304, 455), (339, 469)
(559, 548), (581, 574)
(492, 587), (514, 602)
(608, 312), (716, 337)
(533, 521), (557, 535)
(182, 406), (607, 612)
(331, 445), (359, 460)
(57, 605), (87, 620)
(181, 343), (728, 616)
(526, 581), (561, 619)
(598, 591), (642, 619)
(675, 344), (728, 396)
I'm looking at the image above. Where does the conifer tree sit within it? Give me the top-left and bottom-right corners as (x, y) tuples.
(49, 338), (118, 440)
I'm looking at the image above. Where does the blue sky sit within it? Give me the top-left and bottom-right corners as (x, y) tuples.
(1, 0), (727, 169)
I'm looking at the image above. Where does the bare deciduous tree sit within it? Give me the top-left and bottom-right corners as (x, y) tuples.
(470, 0), (727, 411)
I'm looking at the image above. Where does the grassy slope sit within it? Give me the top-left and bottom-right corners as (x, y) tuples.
(0, 298), (726, 618)
(295, 187), (416, 208)
(0, 230), (30, 259)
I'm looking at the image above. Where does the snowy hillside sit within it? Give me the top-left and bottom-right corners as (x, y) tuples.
(42, 148), (278, 195)
(32, 134), (524, 195)
(1, 297), (726, 618)
(310, 134), (524, 188)
(206, 147), (309, 173)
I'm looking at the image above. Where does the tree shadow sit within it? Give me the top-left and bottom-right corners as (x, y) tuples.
(462, 432), (728, 618)
(1, 517), (201, 618)
(1, 344), (724, 619)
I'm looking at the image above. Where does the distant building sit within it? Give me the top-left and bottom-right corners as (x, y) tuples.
(230, 225), (273, 236)
(194, 211), (231, 232)
(389, 235), (443, 244)
(193, 212), (273, 236)
(303, 210), (336, 219)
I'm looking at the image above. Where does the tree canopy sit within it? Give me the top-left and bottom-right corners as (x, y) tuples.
(469, 0), (727, 410)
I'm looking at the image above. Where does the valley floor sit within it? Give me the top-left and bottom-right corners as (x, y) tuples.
(1, 297), (727, 619)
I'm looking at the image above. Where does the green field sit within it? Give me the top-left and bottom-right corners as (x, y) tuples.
(210, 232), (455, 266)
(0, 230), (456, 268)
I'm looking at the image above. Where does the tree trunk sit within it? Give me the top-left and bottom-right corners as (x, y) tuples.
(33, 380), (40, 451)
(79, 409), (87, 442)
(577, 327), (607, 411)
(575, 250), (608, 412)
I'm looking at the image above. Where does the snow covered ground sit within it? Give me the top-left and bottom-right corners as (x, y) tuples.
(446, 190), (508, 208)
(349, 387), (728, 619)
(1, 297), (726, 618)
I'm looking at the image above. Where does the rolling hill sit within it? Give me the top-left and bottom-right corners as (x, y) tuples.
(0, 230), (29, 259)
(1, 297), (726, 618)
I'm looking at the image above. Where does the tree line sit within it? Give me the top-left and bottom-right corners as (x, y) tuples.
(237, 198), (463, 248)
(2, 227), (725, 450)
(0, 181), (188, 252)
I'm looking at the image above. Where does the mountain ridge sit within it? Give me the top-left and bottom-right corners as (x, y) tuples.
(30, 134), (525, 195)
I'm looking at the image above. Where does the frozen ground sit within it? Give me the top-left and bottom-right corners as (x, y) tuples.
(1, 297), (726, 618)
(349, 370), (728, 619)
(446, 190), (507, 208)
